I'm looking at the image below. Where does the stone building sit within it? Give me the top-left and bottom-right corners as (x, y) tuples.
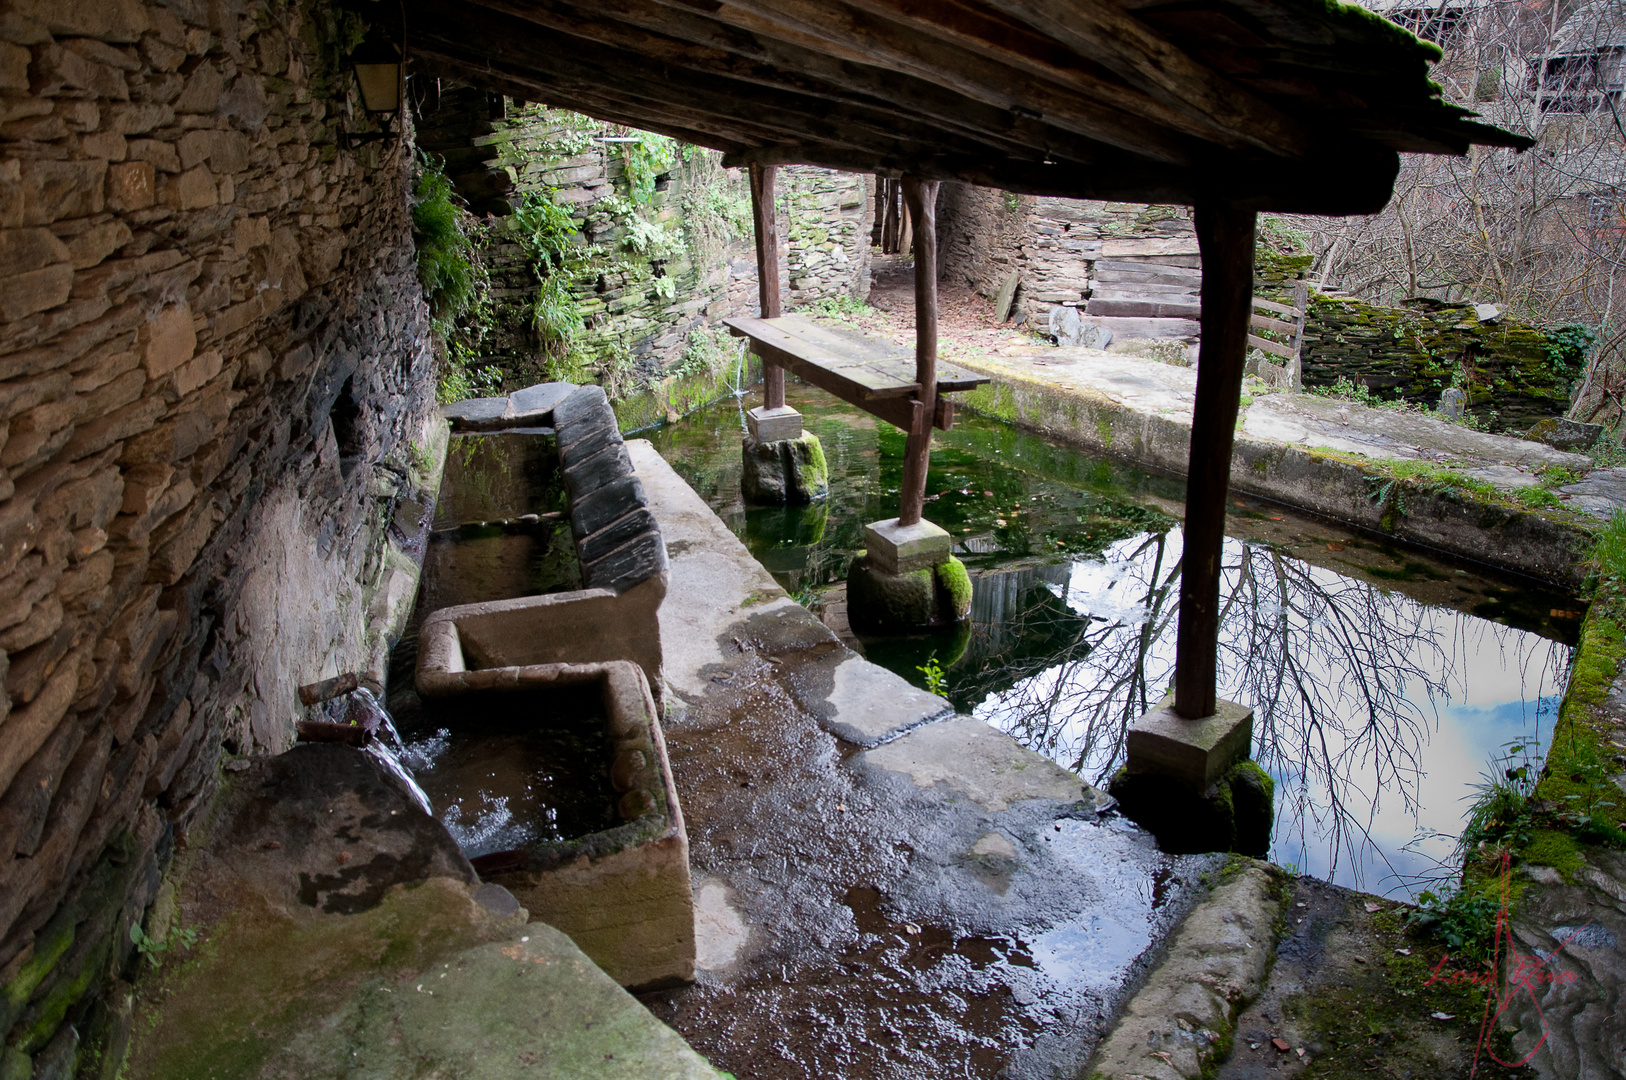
(0, 0), (446, 1070)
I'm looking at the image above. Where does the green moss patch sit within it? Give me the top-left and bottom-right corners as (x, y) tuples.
(934, 556), (972, 619)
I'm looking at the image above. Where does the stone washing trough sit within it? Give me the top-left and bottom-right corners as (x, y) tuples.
(435, 383), (670, 709)
(415, 384), (691, 989)
(414, 654), (693, 990)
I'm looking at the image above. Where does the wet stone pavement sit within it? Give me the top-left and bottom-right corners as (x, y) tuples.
(628, 441), (1223, 1079)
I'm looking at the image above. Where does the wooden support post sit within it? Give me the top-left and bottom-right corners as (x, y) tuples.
(897, 175), (939, 528)
(750, 161), (784, 411)
(1174, 201), (1256, 720)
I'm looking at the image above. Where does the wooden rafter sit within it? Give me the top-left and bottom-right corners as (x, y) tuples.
(397, 0), (1529, 214)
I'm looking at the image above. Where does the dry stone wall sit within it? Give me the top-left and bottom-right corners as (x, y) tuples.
(781, 165), (873, 308)
(935, 182), (1193, 325)
(1301, 295), (1575, 432)
(416, 91), (872, 390)
(0, 0), (441, 1071)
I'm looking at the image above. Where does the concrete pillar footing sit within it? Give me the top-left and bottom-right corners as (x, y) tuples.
(746, 405), (803, 442)
(1124, 694), (1253, 789)
(862, 517), (952, 576)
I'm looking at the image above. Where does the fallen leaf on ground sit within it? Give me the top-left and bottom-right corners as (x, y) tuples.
(1327, 542), (1345, 551)
(1431, 1012), (1456, 1021)
(1395, 947), (1412, 956)
(1364, 900), (1381, 913)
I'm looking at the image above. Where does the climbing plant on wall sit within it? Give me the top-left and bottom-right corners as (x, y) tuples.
(409, 152), (501, 402)
(617, 128), (676, 205)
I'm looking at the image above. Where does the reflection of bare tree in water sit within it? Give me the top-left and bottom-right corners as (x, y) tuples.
(974, 529), (1567, 888)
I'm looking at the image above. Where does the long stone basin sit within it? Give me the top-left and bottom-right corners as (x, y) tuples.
(415, 633), (694, 990)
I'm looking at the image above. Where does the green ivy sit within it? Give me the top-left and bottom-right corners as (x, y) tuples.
(619, 129), (676, 205)
(410, 153), (479, 322)
(1543, 322), (1596, 377)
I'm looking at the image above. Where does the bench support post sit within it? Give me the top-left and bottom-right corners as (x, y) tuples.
(750, 162), (789, 417)
(897, 175), (939, 528)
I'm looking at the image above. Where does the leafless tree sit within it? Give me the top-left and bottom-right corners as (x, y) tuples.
(967, 532), (1569, 893)
(1280, 0), (1626, 423)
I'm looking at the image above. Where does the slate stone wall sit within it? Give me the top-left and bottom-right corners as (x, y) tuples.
(416, 90), (873, 390)
(0, 0), (442, 1072)
(1302, 296), (1574, 432)
(935, 182), (1194, 323)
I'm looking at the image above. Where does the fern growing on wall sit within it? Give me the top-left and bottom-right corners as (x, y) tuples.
(410, 153), (480, 322)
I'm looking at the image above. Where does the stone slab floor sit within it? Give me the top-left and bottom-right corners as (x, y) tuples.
(627, 440), (1227, 1079)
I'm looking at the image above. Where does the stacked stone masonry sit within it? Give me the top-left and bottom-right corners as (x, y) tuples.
(0, 0), (442, 1072)
(935, 182), (1195, 327)
(937, 183), (1572, 430)
(416, 89), (873, 385)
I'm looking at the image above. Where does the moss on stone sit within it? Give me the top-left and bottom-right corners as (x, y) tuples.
(934, 556), (973, 621)
(1523, 829), (1586, 881)
(127, 880), (505, 1079)
(793, 433), (830, 500)
(1531, 601), (1626, 842)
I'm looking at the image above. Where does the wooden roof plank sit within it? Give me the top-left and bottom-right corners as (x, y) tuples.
(469, 0), (1080, 164)
(689, 0), (1202, 165)
(829, 0), (1278, 153)
(404, 0), (1527, 213)
(982, 0), (1313, 156)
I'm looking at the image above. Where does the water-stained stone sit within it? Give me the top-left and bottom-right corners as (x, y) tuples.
(441, 396), (511, 431)
(571, 475), (649, 542)
(563, 444), (634, 503)
(124, 743), (714, 1079)
(508, 382), (577, 424)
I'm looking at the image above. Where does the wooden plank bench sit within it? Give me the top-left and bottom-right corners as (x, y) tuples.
(724, 314), (989, 433)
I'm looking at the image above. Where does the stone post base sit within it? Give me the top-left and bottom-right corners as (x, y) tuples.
(1125, 695), (1253, 789)
(746, 405), (803, 442)
(846, 518), (972, 632)
(1111, 694), (1271, 855)
(741, 431), (828, 504)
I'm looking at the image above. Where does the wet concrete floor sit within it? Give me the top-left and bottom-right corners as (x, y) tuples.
(627, 440), (1224, 1079)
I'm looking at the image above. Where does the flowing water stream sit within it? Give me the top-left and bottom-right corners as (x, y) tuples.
(649, 384), (1579, 898)
(383, 432), (614, 858)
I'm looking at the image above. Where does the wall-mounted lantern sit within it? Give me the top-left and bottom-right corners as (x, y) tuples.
(343, 34), (403, 149)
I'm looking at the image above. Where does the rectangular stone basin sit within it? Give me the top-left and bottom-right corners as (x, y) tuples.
(414, 654), (693, 990)
(416, 581), (666, 714)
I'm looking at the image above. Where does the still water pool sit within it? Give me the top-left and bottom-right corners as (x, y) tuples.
(650, 384), (1578, 898)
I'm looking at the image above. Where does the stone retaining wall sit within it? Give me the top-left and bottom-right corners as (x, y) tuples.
(0, 0), (442, 1072)
(935, 182), (1193, 325)
(1301, 295), (1575, 433)
(417, 91), (872, 389)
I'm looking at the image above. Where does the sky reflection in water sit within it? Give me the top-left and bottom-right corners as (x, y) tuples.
(652, 386), (1574, 899)
(967, 528), (1567, 898)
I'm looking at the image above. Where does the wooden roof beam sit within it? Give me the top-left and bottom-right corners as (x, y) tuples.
(459, 0), (1128, 167)
(653, 0), (1204, 164)
(982, 0), (1313, 156)
(835, 0), (1291, 153)
(410, 56), (752, 153)
(408, 3), (1025, 161)
(409, 42), (803, 152)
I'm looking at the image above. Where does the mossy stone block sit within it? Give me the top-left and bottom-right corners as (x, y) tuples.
(847, 555), (937, 631)
(934, 556), (972, 622)
(741, 433), (828, 504)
